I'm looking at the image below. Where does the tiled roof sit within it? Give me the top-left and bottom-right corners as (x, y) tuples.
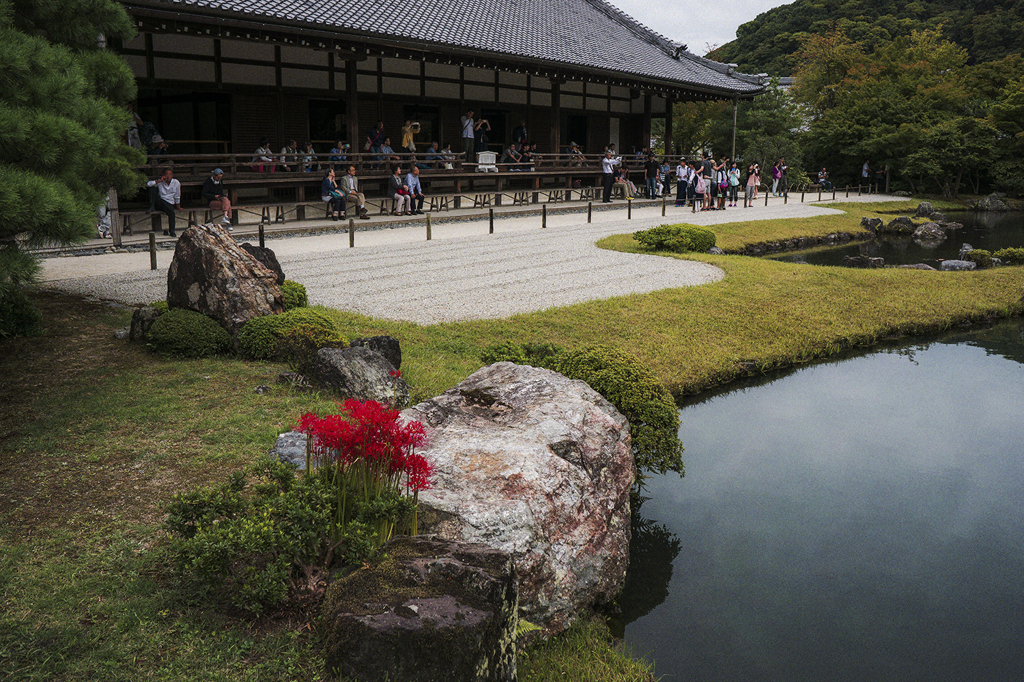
(148, 0), (764, 95)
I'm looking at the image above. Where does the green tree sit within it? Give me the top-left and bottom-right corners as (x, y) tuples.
(988, 75), (1024, 195)
(0, 0), (143, 336)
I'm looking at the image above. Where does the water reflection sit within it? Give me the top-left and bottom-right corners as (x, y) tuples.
(770, 211), (1024, 266)
(619, 319), (1024, 681)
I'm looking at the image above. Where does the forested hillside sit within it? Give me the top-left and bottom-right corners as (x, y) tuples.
(709, 0), (1024, 74)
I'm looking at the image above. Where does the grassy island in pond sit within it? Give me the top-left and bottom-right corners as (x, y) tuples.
(3, 201), (1023, 681)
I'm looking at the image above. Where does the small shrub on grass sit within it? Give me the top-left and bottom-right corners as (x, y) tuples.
(966, 249), (993, 269)
(994, 247), (1024, 265)
(147, 308), (232, 358)
(0, 287), (43, 338)
(480, 341), (564, 369)
(237, 308), (338, 361)
(280, 280), (309, 310)
(554, 345), (683, 477)
(278, 323), (348, 375)
(633, 224), (716, 253)
(148, 300), (169, 314)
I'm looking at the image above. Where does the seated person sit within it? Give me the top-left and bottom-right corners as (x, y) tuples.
(817, 167), (832, 190)
(614, 166), (636, 199)
(380, 137), (401, 163)
(279, 139), (299, 172)
(424, 141), (443, 167)
(339, 165), (370, 219)
(568, 141), (585, 166)
(328, 140), (347, 168)
(405, 165), (425, 215)
(388, 164), (411, 216)
(301, 141), (320, 172)
(201, 168), (233, 229)
(520, 143), (536, 170)
(321, 168), (345, 220)
(251, 137), (275, 172)
(147, 133), (169, 158)
(500, 143), (522, 167)
(146, 167), (181, 237)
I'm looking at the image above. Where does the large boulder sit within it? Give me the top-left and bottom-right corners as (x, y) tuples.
(882, 216), (915, 234)
(912, 222), (946, 241)
(972, 193), (1012, 211)
(860, 217), (883, 232)
(940, 259), (977, 271)
(405, 362), (634, 634)
(321, 536), (518, 682)
(915, 202), (935, 218)
(313, 346), (410, 405)
(239, 243), (285, 284)
(166, 223), (283, 336)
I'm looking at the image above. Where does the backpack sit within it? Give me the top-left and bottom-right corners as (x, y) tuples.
(694, 174), (706, 194)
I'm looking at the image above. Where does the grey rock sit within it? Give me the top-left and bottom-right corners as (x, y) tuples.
(930, 212), (947, 222)
(268, 430), (308, 469)
(937, 221), (963, 231)
(940, 260), (977, 271)
(707, 246), (725, 255)
(842, 255), (885, 268)
(349, 335), (402, 370)
(313, 346), (409, 406)
(321, 536), (517, 682)
(166, 223), (284, 337)
(129, 306), (161, 343)
(277, 371), (314, 390)
(972, 193), (1012, 211)
(114, 328), (130, 340)
(860, 217), (883, 232)
(992, 257), (1004, 267)
(912, 222), (946, 241)
(883, 216), (915, 234)
(407, 362), (634, 634)
(898, 263), (937, 270)
(959, 243), (974, 260)
(915, 202), (934, 218)
(239, 243), (285, 285)
(254, 385), (271, 395)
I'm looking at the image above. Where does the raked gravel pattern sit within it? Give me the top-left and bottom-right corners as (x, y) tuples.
(39, 196), (904, 325)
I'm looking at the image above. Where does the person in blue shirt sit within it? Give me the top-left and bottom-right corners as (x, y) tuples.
(328, 140), (347, 169)
(321, 168), (345, 220)
(405, 165), (426, 215)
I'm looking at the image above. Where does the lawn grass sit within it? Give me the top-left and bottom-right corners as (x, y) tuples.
(2, 200), (1022, 681)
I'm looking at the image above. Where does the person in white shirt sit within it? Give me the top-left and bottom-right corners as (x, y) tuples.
(675, 159), (689, 207)
(405, 166), (425, 215)
(340, 166), (370, 219)
(252, 137), (275, 172)
(146, 167), (181, 237)
(279, 140), (298, 172)
(461, 109), (484, 160)
(601, 150), (621, 202)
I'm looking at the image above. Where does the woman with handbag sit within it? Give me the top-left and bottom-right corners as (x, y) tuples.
(321, 168), (345, 220)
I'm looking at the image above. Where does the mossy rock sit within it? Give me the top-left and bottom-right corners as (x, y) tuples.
(553, 345), (683, 476)
(237, 307), (341, 361)
(147, 308), (232, 358)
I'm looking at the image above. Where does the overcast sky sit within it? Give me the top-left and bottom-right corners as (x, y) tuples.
(608, 0), (794, 57)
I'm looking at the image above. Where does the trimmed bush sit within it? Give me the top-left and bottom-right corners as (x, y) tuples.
(553, 345), (684, 477)
(965, 249), (993, 269)
(994, 247), (1024, 265)
(237, 308), (339, 361)
(480, 341), (564, 370)
(278, 323), (348, 375)
(148, 300), (169, 314)
(147, 308), (232, 358)
(633, 224), (716, 253)
(0, 287), (43, 338)
(280, 280), (308, 310)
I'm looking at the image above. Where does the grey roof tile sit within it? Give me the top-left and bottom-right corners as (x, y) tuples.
(160, 0), (762, 94)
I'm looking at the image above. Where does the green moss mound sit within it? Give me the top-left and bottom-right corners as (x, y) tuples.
(147, 308), (232, 358)
(278, 323), (348, 375)
(237, 308), (340, 361)
(148, 300), (169, 314)
(553, 345), (684, 477)
(480, 341), (564, 370)
(966, 249), (993, 269)
(280, 280), (308, 311)
(994, 247), (1024, 265)
(633, 224), (716, 253)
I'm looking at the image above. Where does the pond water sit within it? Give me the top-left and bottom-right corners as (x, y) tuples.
(769, 211), (1024, 267)
(617, 319), (1024, 681)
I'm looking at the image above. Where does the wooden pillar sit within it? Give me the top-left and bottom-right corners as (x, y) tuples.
(550, 80), (561, 154)
(346, 60), (359, 150)
(730, 96), (738, 161)
(642, 93), (652, 151)
(664, 96), (674, 157)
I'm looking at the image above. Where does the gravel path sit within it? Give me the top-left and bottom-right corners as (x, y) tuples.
(38, 194), (904, 325)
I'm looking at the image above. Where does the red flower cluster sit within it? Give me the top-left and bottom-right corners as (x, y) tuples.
(297, 399), (432, 491)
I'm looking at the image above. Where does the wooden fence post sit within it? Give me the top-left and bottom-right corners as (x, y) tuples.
(489, 208), (494, 234)
(426, 213), (431, 240)
(349, 218), (355, 247)
(542, 204), (547, 228)
(149, 232), (157, 270)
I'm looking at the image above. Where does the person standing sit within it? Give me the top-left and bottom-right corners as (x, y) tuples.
(862, 160), (870, 187)
(461, 109), (481, 161)
(675, 157), (688, 207)
(771, 161), (781, 196)
(727, 162), (740, 207)
(644, 153), (660, 199)
(745, 163), (757, 207)
(401, 120), (421, 153)
(340, 165), (370, 219)
(202, 168), (233, 229)
(601, 150), (620, 202)
(406, 165), (425, 215)
(146, 167), (181, 237)
(778, 157), (789, 197)
(321, 168), (345, 220)
(388, 164), (411, 216)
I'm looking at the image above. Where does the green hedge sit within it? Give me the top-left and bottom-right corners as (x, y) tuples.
(633, 224), (716, 253)
(147, 308), (232, 358)
(994, 247), (1024, 265)
(965, 249), (993, 269)
(280, 280), (308, 311)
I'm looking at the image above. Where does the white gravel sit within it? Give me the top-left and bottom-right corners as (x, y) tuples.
(38, 194), (905, 325)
